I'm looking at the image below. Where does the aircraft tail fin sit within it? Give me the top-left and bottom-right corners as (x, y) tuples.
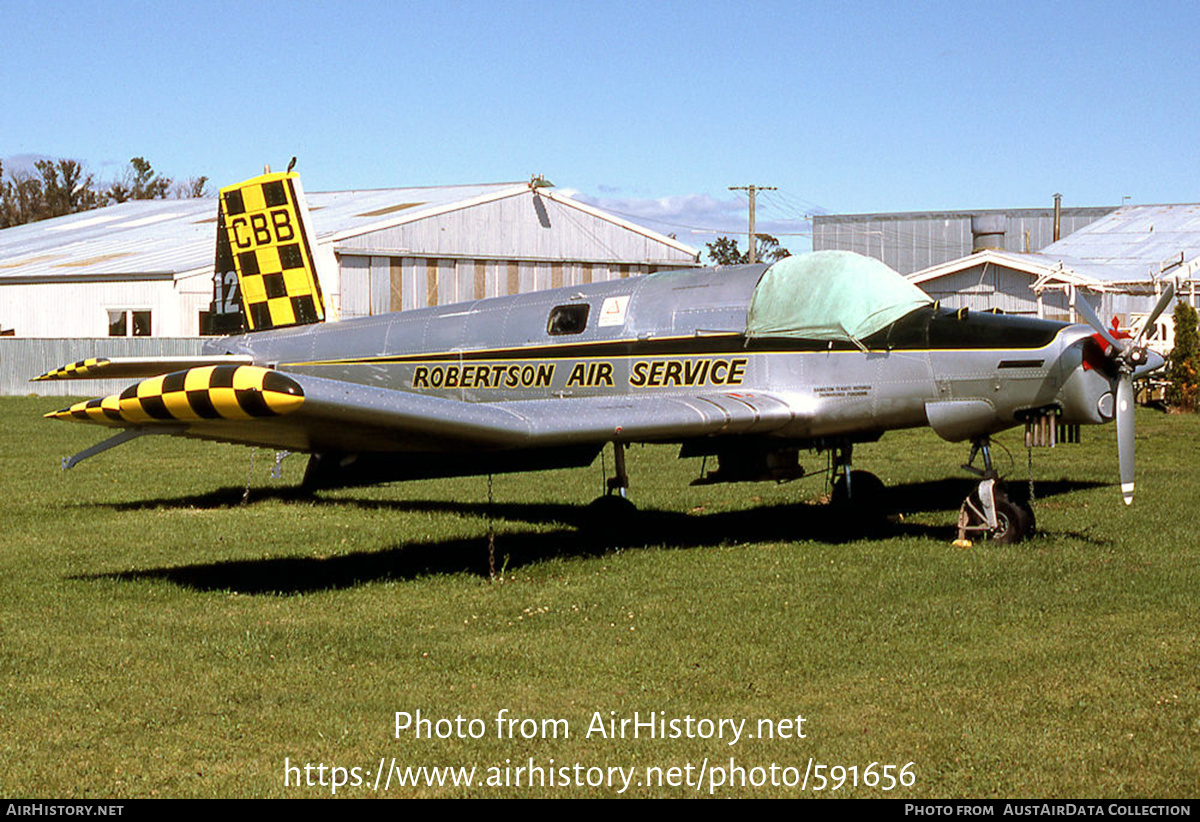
(208, 170), (330, 333)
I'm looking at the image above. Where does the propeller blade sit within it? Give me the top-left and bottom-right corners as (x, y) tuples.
(1132, 282), (1176, 349)
(1074, 295), (1126, 353)
(1116, 374), (1135, 505)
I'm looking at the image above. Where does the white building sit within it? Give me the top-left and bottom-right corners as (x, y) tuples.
(908, 204), (1200, 350)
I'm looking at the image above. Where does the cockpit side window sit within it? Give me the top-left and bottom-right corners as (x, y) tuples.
(547, 304), (589, 335)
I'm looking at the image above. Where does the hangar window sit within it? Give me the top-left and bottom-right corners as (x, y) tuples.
(108, 309), (152, 337)
(547, 304), (589, 336)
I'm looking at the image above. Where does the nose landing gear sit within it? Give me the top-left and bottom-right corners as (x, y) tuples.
(954, 437), (1035, 545)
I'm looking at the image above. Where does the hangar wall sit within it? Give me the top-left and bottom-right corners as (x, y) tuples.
(331, 190), (696, 319)
(916, 263), (1079, 317)
(814, 207), (1115, 275)
(337, 256), (654, 320)
(0, 337), (205, 396)
(333, 191), (691, 266)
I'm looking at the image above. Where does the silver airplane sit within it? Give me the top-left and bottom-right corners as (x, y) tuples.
(37, 171), (1174, 544)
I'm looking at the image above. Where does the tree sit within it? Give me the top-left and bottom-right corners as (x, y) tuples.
(1, 160), (42, 226)
(173, 175), (209, 198)
(1, 158), (102, 227)
(9, 171), (45, 225)
(706, 236), (745, 265)
(754, 233), (791, 263)
(1, 155), (204, 226)
(1166, 301), (1199, 412)
(106, 156), (171, 202)
(0, 159), (16, 227)
(34, 159), (101, 218)
(130, 156), (171, 199)
(705, 233), (791, 265)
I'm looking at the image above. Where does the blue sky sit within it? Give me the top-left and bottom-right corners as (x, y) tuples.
(3, 0), (1198, 253)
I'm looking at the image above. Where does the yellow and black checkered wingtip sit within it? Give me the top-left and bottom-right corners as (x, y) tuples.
(33, 358), (112, 381)
(219, 171), (327, 332)
(45, 365), (305, 426)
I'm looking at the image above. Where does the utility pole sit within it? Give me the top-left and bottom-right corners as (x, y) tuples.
(729, 184), (776, 263)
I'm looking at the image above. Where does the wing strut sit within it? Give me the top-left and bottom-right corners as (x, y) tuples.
(60, 426), (182, 470)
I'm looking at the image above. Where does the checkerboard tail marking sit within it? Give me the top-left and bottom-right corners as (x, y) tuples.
(217, 171), (327, 331)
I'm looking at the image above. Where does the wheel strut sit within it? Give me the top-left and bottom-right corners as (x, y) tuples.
(607, 441), (629, 498)
(962, 436), (996, 478)
(831, 442), (854, 496)
(587, 441), (638, 535)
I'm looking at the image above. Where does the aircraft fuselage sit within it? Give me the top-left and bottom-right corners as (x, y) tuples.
(204, 264), (1108, 453)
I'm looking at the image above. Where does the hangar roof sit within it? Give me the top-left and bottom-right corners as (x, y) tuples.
(910, 204), (1200, 292)
(0, 181), (697, 284)
(1039, 203), (1200, 283)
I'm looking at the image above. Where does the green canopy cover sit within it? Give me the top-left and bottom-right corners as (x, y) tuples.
(746, 250), (932, 343)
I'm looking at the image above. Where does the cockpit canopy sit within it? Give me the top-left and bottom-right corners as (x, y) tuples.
(746, 251), (933, 343)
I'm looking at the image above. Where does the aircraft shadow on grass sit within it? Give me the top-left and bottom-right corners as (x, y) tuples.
(75, 476), (1109, 595)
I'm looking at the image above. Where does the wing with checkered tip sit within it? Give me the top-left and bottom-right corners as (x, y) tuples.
(32, 355), (254, 381)
(46, 365), (802, 463)
(45, 364), (306, 427)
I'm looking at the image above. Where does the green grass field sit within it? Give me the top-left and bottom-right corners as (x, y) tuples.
(0, 395), (1196, 798)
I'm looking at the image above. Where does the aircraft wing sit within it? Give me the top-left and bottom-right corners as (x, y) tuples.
(45, 364), (804, 456)
(33, 355), (255, 381)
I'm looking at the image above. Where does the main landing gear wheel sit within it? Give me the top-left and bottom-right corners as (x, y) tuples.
(582, 441), (639, 538)
(831, 470), (887, 514)
(585, 494), (638, 518)
(582, 494), (639, 541)
(827, 443), (889, 526)
(830, 469), (890, 534)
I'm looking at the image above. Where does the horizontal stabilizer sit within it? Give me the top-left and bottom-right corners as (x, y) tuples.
(33, 355), (255, 381)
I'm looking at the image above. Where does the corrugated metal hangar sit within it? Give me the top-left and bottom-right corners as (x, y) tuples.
(908, 204), (1200, 325)
(817, 202), (1200, 351)
(0, 178), (700, 338)
(813, 204), (1115, 276)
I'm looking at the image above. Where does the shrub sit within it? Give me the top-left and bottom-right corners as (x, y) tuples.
(1166, 301), (1199, 411)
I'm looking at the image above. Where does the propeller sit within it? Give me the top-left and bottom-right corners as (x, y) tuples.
(1115, 374), (1135, 504)
(1074, 283), (1175, 505)
(1073, 294), (1126, 353)
(1131, 281), (1176, 351)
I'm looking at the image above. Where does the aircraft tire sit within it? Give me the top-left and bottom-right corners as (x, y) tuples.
(958, 482), (1035, 544)
(582, 494), (639, 538)
(1011, 496), (1036, 540)
(987, 491), (1034, 545)
(989, 499), (1021, 544)
(831, 470), (888, 515)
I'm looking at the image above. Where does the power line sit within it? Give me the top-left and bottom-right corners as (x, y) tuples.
(570, 188), (818, 241)
(581, 202), (807, 237)
(760, 189), (828, 220)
